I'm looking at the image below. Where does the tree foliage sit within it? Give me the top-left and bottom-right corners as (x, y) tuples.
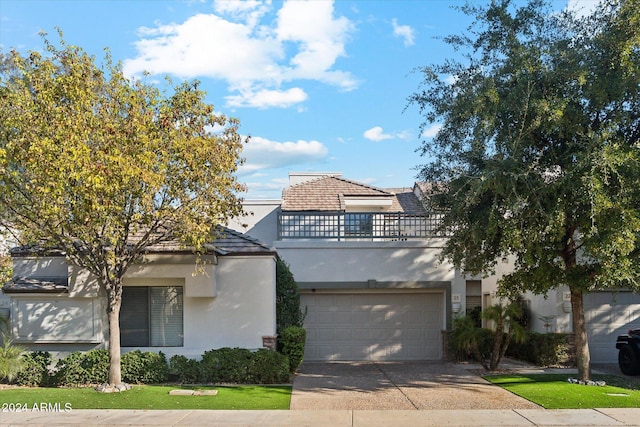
(275, 257), (306, 333)
(0, 32), (246, 385)
(408, 0), (640, 380)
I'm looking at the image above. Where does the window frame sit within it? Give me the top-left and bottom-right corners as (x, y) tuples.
(120, 285), (184, 348)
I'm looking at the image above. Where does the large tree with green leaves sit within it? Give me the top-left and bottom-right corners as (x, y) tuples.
(0, 33), (246, 386)
(409, 0), (640, 380)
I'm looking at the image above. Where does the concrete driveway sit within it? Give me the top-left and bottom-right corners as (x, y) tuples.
(290, 361), (541, 410)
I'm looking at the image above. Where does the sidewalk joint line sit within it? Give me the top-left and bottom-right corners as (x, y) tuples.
(172, 409), (193, 426)
(373, 362), (419, 410)
(512, 409), (540, 426)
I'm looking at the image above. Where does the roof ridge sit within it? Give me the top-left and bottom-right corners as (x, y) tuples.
(284, 175), (393, 196)
(283, 175), (332, 191)
(216, 226), (273, 251)
(330, 176), (393, 195)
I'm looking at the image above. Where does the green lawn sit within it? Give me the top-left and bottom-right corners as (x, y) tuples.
(485, 373), (640, 409)
(0, 385), (292, 410)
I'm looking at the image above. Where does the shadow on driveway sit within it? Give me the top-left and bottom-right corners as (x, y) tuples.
(290, 361), (542, 410)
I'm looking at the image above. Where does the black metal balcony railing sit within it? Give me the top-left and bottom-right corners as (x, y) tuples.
(277, 211), (446, 240)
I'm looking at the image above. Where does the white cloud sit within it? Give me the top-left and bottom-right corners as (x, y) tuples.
(244, 176), (290, 194)
(276, 1), (357, 90)
(213, 0), (271, 28)
(392, 18), (415, 47)
(226, 87), (308, 109)
(123, 0), (357, 109)
(421, 124), (442, 139)
(363, 126), (411, 142)
(565, 0), (601, 18)
(364, 126), (391, 141)
(240, 136), (329, 173)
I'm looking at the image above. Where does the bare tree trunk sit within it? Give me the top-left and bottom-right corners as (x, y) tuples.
(570, 286), (591, 381)
(471, 340), (489, 371)
(489, 315), (504, 371)
(107, 297), (122, 385)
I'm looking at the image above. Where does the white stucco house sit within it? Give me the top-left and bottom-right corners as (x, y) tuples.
(229, 172), (473, 362)
(229, 171), (640, 364)
(0, 227), (278, 359)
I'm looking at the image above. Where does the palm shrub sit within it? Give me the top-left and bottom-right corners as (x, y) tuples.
(449, 301), (526, 371)
(0, 333), (26, 383)
(482, 302), (527, 371)
(449, 316), (489, 363)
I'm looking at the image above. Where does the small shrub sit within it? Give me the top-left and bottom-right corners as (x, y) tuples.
(448, 316), (493, 362)
(0, 334), (26, 383)
(200, 347), (252, 383)
(54, 349), (109, 386)
(16, 351), (52, 386)
(122, 350), (168, 384)
(279, 326), (306, 373)
(507, 332), (572, 366)
(248, 349), (290, 384)
(169, 355), (201, 384)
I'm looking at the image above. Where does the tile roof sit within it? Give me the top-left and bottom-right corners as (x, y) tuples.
(3, 277), (68, 294)
(10, 227), (275, 258)
(281, 176), (426, 214)
(207, 227), (276, 256)
(386, 188), (427, 214)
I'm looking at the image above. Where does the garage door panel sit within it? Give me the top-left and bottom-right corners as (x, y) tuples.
(317, 329), (334, 340)
(301, 292), (443, 361)
(584, 292), (640, 363)
(334, 312), (353, 323)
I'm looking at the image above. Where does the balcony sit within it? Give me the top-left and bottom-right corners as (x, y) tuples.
(277, 211), (446, 241)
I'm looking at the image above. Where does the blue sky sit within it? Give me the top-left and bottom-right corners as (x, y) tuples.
(0, 0), (598, 199)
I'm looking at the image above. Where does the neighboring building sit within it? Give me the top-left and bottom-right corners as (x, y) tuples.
(231, 172), (640, 364)
(482, 258), (640, 364)
(1, 228), (277, 359)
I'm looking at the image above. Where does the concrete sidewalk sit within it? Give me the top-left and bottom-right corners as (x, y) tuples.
(1, 408), (640, 426)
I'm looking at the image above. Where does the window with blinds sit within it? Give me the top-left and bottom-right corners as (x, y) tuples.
(120, 286), (184, 347)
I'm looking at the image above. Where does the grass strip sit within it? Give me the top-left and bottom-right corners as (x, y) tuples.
(485, 373), (640, 409)
(0, 385), (291, 410)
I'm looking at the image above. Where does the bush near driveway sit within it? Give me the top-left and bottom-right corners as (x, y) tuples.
(506, 332), (574, 367)
(182, 347), (291, 384)
(279, 326), (306, 373)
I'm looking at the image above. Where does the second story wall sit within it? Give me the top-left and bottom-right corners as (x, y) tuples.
(227, 200), (281, 247)
(276, 239), (453, 287)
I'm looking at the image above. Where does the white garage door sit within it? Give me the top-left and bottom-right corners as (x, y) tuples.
(584, 292), (640, 363)
(301, 292), (444, 361)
